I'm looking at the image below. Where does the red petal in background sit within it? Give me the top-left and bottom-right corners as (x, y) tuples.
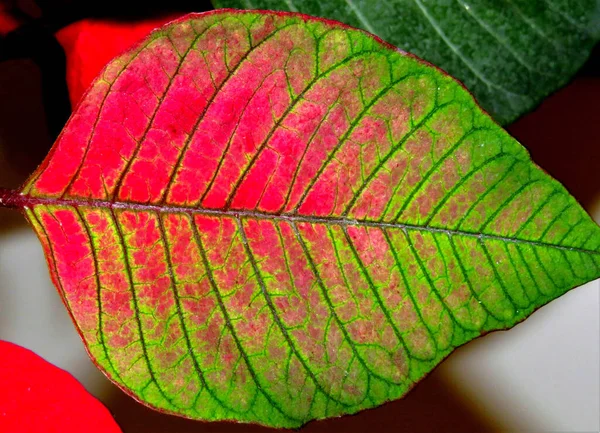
(56, 15), (181, 106)
(0, 340), (121, 433)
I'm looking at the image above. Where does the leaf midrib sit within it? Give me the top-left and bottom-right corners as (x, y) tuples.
(20, 193), (600, 256)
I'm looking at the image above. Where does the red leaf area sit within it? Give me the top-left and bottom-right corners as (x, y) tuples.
(35, 12), (414, 217)
(56, 15), (181, 106)
(0, 341), (121, 433)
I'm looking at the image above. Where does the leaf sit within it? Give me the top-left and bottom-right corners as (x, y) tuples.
(6, 10), (600, 428)
(212, 0), (600, 124)
(0, 340), (122, 433)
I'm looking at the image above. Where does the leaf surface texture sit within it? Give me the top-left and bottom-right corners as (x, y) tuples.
(21, 11), (600, 427)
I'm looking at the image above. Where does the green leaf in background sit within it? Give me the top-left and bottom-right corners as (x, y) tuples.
(212, 0), (600, 124)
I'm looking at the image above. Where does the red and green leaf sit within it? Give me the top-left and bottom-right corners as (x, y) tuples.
(0, 340), (121, 433)
(2, 10), (599, 428)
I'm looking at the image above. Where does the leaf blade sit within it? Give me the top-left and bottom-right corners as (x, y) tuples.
(19, 10), (600, 428)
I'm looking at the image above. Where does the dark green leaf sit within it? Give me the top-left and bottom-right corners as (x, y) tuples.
(213, 0), (600, 124)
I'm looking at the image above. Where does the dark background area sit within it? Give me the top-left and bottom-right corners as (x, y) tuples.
(0, 1), (599, 432)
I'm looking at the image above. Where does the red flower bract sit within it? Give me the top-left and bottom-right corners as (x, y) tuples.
(56, 15), (181, 106)
(0, 341), (121, 433)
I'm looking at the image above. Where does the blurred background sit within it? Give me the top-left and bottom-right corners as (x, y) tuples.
(0, 1), (599, 431)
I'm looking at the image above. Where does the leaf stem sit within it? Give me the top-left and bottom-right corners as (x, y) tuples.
(0, 188), (22, 209)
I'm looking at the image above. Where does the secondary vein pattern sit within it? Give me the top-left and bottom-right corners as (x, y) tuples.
(21, 11), (600, 429)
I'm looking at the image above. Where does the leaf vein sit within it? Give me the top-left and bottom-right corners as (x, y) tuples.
(110, 208), (179, 409)
(189, 215), (301, 422)
(235, 217), (352, 408)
